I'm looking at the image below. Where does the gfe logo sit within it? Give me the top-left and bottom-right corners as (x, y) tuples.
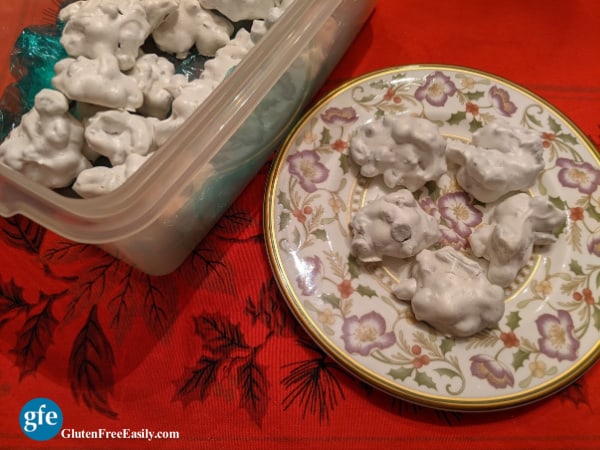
(19, 398), (63, 441)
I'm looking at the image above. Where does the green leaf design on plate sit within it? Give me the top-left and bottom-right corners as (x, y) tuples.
(569, 259), (584, 276)
(278, 191), (292, 210)
(320, 293), (341, 310)
(440, 338), (455, 355)
(593, 306), (600, 331)
(553, 219), (567, 238)
(557, 132), (578, 146)
(320, 127), (331, 146)
(357, 94), (376, 103)
(586, 203), (600, 222)
(414, 371), (437, 390)
(356, 284), (377, 298)
(548, 196), (566, 211)
(434, 368), (461, 379)
(469, 118), (483, 133)
(388, 367), (413, 381)
(424, 180), (441, 200)
(548, 196), (568, 237)
(279, 211), (291, 231)
(339, 153), (351, 174)
(370, 79), (388, 90)
(447, 110), (466, 125)
(312, 229), (328, 241)
(292, 227), (301, 247)
(505, 311), (522, 330)
(464, 91), (485, 101)
(548, 115), (562, 134)
(512, 349), (531, 370)
(348, 255), (361, 279)
(526, 111), (542, 127)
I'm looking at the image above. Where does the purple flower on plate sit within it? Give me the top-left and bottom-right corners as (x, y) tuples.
(419, 197), (440, 220)
(588, 232), (600, 257)
(556, 158), (600, 195)
(320, 106), (359, 126)
(438, 191), (483, 237)
(414, 71), (457, 107)
(489, 86), (517, 117)
(536, 310), (580, 361)
(470, 354), (514, 389)
(288, 150), (329, 193)
(439, 224), (469, 250)
(341, 311), (396, 356)
(295, 255), (323, 296)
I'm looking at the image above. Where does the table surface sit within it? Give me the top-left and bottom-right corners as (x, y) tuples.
(1, 1), (600, 448)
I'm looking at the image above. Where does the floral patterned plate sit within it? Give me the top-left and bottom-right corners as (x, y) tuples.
(264, 65), (600, 410)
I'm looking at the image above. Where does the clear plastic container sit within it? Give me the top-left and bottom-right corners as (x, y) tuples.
(0, 0), (377, 275)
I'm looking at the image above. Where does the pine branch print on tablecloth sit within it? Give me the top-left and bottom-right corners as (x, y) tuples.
(282, 338), (346, 424)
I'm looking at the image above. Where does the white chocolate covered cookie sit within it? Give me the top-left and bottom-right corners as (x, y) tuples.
(127, 53), (187, 119)
(73, 153), (151, 198)
(153, 78), (218, 146)
(350, 114), (447, 191)
(470, 193), (566, 287)
(52, 53), (143, 111)
(350, 190), (441, 262)
(199, 0), (281, 21)
(394, 247), (505, 337)
(200, 28), (255, 83)
(0, 89), (90, 188)
(152, 0), (234, 58)
(84, 110), (157, 165)
(446, 120), (545, 203)
(59, 0), (151, 71)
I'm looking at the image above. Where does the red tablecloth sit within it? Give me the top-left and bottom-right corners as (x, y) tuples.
(1, 1), (600, 448)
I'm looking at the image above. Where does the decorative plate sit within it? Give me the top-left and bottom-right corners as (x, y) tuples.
(264, 65), (600, 410)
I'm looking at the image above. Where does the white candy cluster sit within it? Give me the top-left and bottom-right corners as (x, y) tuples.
(0, 89), (90, 189)
(0, 0), (295, 195)
(350, 190), (441, 262)
(394, 247), (505, 338)
(470, 193), (566, 287)
(350, 115), (566, 337)
(200, 0), (282, 21)
(446, 120), (545, 203)
(350, 115), (447, 191)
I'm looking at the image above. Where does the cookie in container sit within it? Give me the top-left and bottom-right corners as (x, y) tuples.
(0, 0), (378, 275)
